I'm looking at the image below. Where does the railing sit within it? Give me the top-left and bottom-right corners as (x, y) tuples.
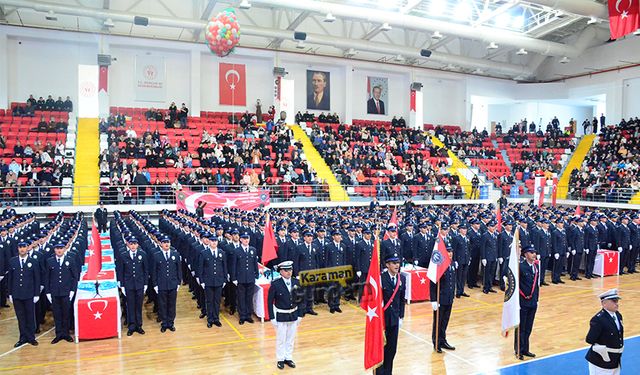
(560, 185), (639, 204)
(2, 183), (487, 207)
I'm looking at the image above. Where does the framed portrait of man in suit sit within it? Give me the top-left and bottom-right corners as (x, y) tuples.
(307, 70), (331, 111)
(367, 76), (388, 115)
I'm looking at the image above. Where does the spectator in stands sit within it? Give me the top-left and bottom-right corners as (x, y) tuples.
(27, 94), (36, 107)
(45, 95), (55, 110)
(23, 144), (34, 157)
(55, 97), (64, 111)
(36, 96), (45, 110)
(13, 141), (24, 157)
(0, 135), (6, 150)
(64, 96), (73, 112)
(169, 102), (178, 122)
(178, 103), (189, 128)
(18, 160), (32, 178)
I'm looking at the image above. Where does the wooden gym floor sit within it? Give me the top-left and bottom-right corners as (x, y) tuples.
(0, 273), (638, 374)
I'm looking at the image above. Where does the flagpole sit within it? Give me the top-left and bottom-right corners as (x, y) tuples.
(516, 230), (521, 359)
(434, 280), (440, 352)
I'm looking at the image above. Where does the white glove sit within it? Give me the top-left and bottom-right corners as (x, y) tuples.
(201, 283), (205, 289)
(46, 294), (52, 303)
(176, 285), (180, 292)
(271, 319), (277, 327)
(554, 253), (560, 260)
(536, 254), (541, 260)
(0, 276), (3, 281)
(296, 317), (302, 326)
(431, 302), (439, 311)
(154, 286), (159, 294)
(121, 287), (126, 296)
(356, 271), (362, 277)
(196, 278), (200, 285)
(618, 247), (623, 252)
(568, 247), (572, 252)
(608, 243), (612, 248)
(40, 285), (44, 292)
(223, 282), (226, 288)
(571, 250), (576, 255)
(498, 257), (503, 264)
(454, 261), (458, 269)
(566, 252), (570, 258)
(481, 259), (487, 266)
(8, 295), (12, 304)
(117, 281), (121, 288)
(592, 344), (611, 362)
(399, 318), (403, 329)
(69, 291), (75, 301)
(414, 260), (419, 265)
(191, 271), (195, 276)
(33, 296), (39, 303)
(188, 264), (191, 270)
(585, 249), (589, 254)
(143, 285), (148, 293)
(233, 280), (238, 286)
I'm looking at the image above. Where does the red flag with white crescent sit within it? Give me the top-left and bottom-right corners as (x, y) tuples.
(84, 222), (102, 280)
(219, 63), (246, 106)
(609, 0), (640, 39)
(176, 189), (270, 215)
(360, 238), (384, 371)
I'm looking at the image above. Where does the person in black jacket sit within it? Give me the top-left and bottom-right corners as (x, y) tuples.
(585, 289), (624, 373)
(117, 238), (149, 336)
(268, 261), (303, 370)
(377, 253), (406, 375)
(197, 235), (227, 328)
(516, 245), (539, 360)
(430, 222), (456, 353)
(45, 244), (78, 344)
(94, 202), (108, 233)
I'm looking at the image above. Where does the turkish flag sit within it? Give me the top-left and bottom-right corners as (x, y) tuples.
(383, 207), (398, 240)
(410, 89), (417, 112)
(176, 189), (270, 215)
(609, 0), (640, 39)
(496, 206), (502, 232)
(360, 238), (385, 371)
(551, 177), (558, 207)
(84, 222), (102, 280)
(81, 269), (115, 281)
(76, 296), (119, 340)
(261, 214), (278, 265)
(409, 270), (430, 301)
(219, 63), (246, 106)
(575, 204), (582, 217)
(426, 234), (452, 283)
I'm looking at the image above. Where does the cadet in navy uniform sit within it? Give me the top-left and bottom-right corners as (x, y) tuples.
(533, 219), (551, 286)
(0, 226), (16, 308)
(481, 220), (499, 294)
(453, 223), (470, 298)
(8, 241), (40, 347)
(117, 237), (149, 336)
(235, 231), (259, 325)
(268, 261), (303, 370)
(295, 230), (320, 315)
(430, 224), (456, 353)
(45, 243), (77, 343)
(498, 220), (514, 291)
(355, 228), (374, 301)
(325, 230), (346, 313)
(629, 214), (640, 273)
(585, 216), (600, 279)
(197, 235), (227, 327)
(585, 289), (624, 375)
(380, 226), (402, 266)
(568, 217), (585, 281)
(616, 216), (631, 274)
(151, 236), (182, 332)
(516, 245), (539, 360)
(467, 219), (482, 288)
(377, 253), (406, 375)
(551, 218), (568, 284)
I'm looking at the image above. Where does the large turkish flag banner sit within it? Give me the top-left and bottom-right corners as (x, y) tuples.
(609, 0), (640, 39)
(76, 296), (119, 340)
(219, 63), (246, 106)
(176, 189), (270, 215)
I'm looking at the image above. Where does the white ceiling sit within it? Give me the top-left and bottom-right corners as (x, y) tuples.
(0, 0), (622, 80)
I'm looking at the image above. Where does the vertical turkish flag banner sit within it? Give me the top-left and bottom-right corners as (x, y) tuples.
(219, 63), (246, 106)
(609, 0), (640, 39)
(360, 238), (384, 371)
(410, 89), (416, 111)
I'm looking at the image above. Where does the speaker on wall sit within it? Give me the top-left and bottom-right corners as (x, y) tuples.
(134, 16), (149, 26)
(294, 31), (307, 41)
(420, 49), (432, 57)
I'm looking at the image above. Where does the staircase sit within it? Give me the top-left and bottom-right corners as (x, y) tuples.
(557, 134), (596, 199)
(73, 118), (100, 205)
(289, 124), (349, 201)
(430, 136), (475, 198)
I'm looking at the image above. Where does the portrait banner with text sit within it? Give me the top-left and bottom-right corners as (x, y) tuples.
(219, 63), (246, 106)
(135, 55), (166, 102)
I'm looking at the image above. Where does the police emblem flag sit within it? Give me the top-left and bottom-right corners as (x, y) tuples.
(426, 234), (451, 283)
(502, 230), (520, 338)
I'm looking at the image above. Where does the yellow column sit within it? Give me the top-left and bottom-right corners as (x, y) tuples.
(430, 136), (473, 198)
(557, 134), (595, 199)
(73, 118), (100, 205)
(289, 125), (349, 201)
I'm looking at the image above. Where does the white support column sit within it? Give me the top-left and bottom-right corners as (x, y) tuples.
(344, 64), (353, 124)
(0, 32), (8, 109)
(190, 49), (202, 116)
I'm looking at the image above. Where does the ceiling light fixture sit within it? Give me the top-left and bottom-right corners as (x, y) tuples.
(516, 48), (528, 55)
(559, 56), (570, 64)
(431, 31), (443, 40)
(239, 0), (251, 10)
(380, 22), (392, 31)
(103, 18), (115, 28)
(45, 10), (57, 21)
(324, 12), (336, 23)
(487, 42), (499, 50)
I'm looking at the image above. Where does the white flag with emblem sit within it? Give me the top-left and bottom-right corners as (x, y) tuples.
(501, 230), (520, 336)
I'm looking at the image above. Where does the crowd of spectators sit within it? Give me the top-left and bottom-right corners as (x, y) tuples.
(568, 116), (640, 201)
(310, 121), (463, 199)
(12, 94), (73, 117)
(295, 111), (340, 124)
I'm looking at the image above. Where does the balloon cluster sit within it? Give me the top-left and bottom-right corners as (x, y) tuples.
(205, 8), (241, 57)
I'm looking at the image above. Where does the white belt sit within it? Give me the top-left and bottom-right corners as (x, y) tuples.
(274, 307), (298, 314)
(592, 345), (623, 362)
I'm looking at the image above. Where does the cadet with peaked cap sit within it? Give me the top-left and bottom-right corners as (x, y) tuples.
(452, 223), (470, 298)
(430, 234), (456, 353)
(295, 230), (320, 316)
(516, 244), (539, 360)
(8, 241), (40, 347)
(151, 236), (182, 333)
(629, 214), (640, 273)
(235, 231), (259, 325)
(45, 243), (77, 343)
(585, 289), (624, 374)
(268, 260), (303, 370)
(551, 218), (568, 284)
(325, 230), (346, 313)
(377, 253), (406, 374)
(585, 215), (600, 279)
(117, 237), (149, 336)
(481, 220), (499, 294)
(197, 234), (226, 328)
